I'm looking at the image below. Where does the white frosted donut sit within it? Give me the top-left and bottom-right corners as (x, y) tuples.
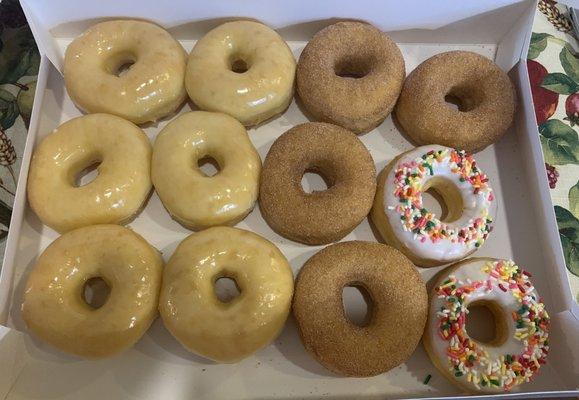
(151, 111), (261, 230)
(22, 225), (163, 359)
(185, 21), (296, 126)
(159, 227), (294, 363)
(371, 145), (496, 267)
(27, 114), (152, 233)
(64, 20), (187, 124)
(424, 258), (550, 393)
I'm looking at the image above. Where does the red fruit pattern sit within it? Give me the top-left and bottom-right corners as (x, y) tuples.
(565, 93), (579, 126)
(545, 163), (559, 189)
(527, 59), (559, 125)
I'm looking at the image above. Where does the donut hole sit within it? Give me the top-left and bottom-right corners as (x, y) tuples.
(229, 55), (250, 74)
(82, 277), (111, 309)
(444, 86), (479, 112)
(301, 169), (332, 193)
(466, 301), (508, 346)
(214, 276), (241, 303)
(334, 56), (372, 79)
(421, 178), (464, 223)
(104, 51), (137, 77)
(73, 160), (101, 187)
(197, 156), (221, 177)
(342, 284), (373, 327)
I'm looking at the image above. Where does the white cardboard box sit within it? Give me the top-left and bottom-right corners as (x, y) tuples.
(0, 0), (577, 398)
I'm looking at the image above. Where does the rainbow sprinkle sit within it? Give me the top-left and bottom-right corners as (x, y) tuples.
(435, 260), (550, 391)
(390, 149), (493, 247)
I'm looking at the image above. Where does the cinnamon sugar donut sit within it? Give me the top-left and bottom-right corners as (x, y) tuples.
(395, 51), (516, 152)
(259, 122), (376, 245)
(297, 22), (405, 134)
(292, 241), (428, 376)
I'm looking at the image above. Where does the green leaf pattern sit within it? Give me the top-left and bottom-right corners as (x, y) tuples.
(538, 119), (579, 165)
(555, 206), (579, 277)
(528, 33), (552, 59)
(0, 0), (40, 242)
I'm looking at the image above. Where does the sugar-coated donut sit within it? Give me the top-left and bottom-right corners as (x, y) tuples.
(395, 51), (516, 152)
(371, 145), (496, 267)
(293, 241), (428, 377)
(65, 20), (187, 124)
(186, 21), (296, 126)
(22, 225), (163, 359)
(159, 227), (294, 363)
(297, 22), (405, 134)
(152, 111), (261, 230)
(259, 122), (376, 245)
(424, 258), (550, 393)
(27, 114), (152, 233)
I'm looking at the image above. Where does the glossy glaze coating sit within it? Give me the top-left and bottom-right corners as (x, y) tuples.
(22, 225), (163, 359)
(186, 21), (296, 126)
(27, 114), (152, 233)
(159, 227), (294, 363)
(64, 20), (187, 124)
(152, 111), (261, 230)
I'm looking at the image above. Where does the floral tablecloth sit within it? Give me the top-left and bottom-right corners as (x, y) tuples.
(527, 0), (579, 302)
(0, 0), (39, 265)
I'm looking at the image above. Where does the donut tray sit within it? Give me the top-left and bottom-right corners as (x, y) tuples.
(0, 0), (577, 399)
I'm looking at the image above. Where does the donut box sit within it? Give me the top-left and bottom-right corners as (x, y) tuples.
(0, 0), (577, 398)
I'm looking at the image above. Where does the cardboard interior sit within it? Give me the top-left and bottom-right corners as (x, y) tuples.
(0, 0), (576, 398)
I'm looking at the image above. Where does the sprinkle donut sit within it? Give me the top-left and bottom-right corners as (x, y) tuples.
(297, 22), (405, 134)
(395, 51), (516, 152)
(293, 241), (427, 376)
(371, 145), (496, 267)
(424, 258), (550, 393)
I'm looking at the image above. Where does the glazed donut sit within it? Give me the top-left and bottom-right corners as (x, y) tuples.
(64, 20), (187, 124)
(395, 51), (516, 152)
(159, 227), (294, 363)
(22, 225), (163, 358)
(152, 111), (261, 230)
(371, 145), (496, 267)
(27, 114), (152, 233)
(186, 21), (296, 126)
(259, 122), (376, 245)
(293, 241), (428, 376)
(297, 22), (405, 134)
(424, 258), (550, 393)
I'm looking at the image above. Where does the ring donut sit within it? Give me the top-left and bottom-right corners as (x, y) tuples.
(22, 225), (163, 358)
(64, 20), (187, 124)
(297, 22), (405, 134)
(293, 241), (428, 376)
(186, 21), (296, 126)
(159, 227), (294, 363)
(424, 258), (550, 393)
(395, 51), (516, 152)
(27, 114), (152, 233)
(259, 122), (376, 245)
(152, 111), (261, 230)
(371, 145), (496, 267)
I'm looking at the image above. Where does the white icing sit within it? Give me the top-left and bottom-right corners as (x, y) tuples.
(383, 145), (496, 263)
(426, 259), (545, 393)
